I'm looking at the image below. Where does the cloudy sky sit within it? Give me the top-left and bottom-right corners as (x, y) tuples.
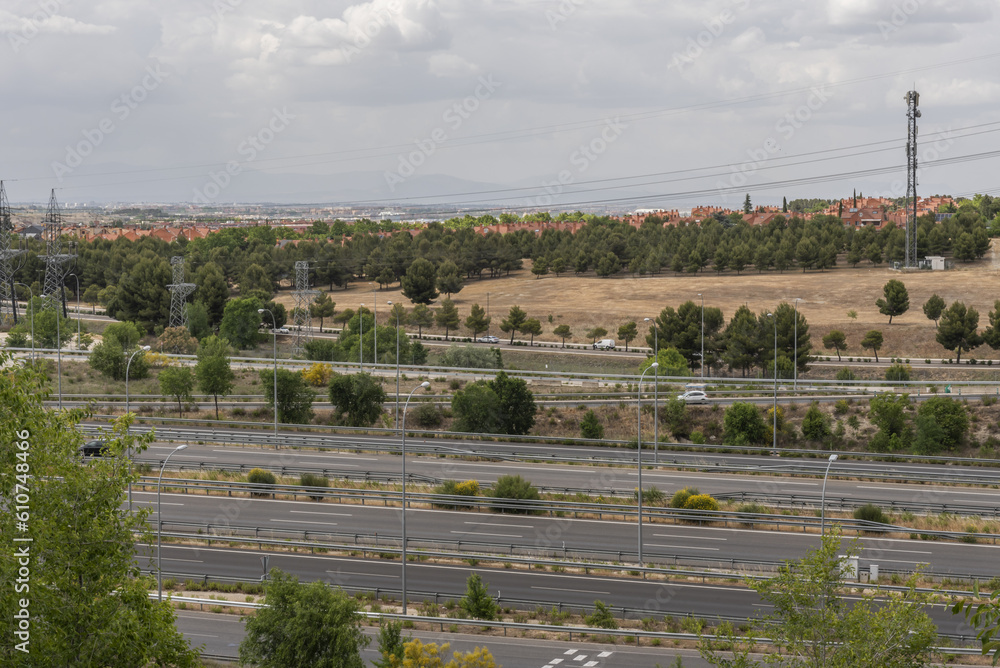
(1, 0), (999, 211)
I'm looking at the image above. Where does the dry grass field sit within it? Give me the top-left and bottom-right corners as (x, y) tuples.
(278, 241), (1000, 362)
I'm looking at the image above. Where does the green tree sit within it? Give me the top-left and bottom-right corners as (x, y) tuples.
(373, 620), (407, 668)
(439, 345), (497, 369)
(106, 255), (172, 333)
(822, 330), (847, 361)
(195, 261), (230, 327)
(923, 294), (946, 328)
(648, 301), (726, 371)
(489, 370), (537, 435)
(580, 409), (604, 439)
(240, 262), (274, 300)
(409, 303), (434, 339)
(722, 304), (764, 377)
(310, 293), (336, 331)
(261, 368), (315, 424)
(914, 396), (968, 453)
(451, 382), (501, 433)
(743, 192), (752, 213)
(699, 530), (937, 668)
(464, 303), (491, 340)
(262, 300), (288, 330)
(82, 283), (101, 313)
(239, 569), (368, 668)
(586, 326), (608, 345)
(953, 586), (1000, 666)
(88, 321), (149, 381)
(553, 323), (572, 347)
(10, 296), (72, 349)
(185, 301), (212, 340)
(328, 372), (386, 427)
(868, 393), (912, 453)
(595, 251), (621, 277)
(0, 354), (201, 666)
(860, 329), (883, 362)
(460, 573), (498, 621)
(640, 347), (690, 377)
(722, 402), (768, 446)
(500, 305), (528, 344)
(220, 296), (264, 349)
(936, 301), (982, 363)
(800, 401), (831, 441)
(159, 366), (194, 417)
(875, 279), (910, 324)
(617, 321), (638, 352)
(436, 259), (464, 297)
(157, 326), (198, 354)
(196, 335), (235, 419)
(983, 300), (1000, 351)
(520, 317), (542, 346)
(435, 298), (460, 340)
(401, 257), (439, 304)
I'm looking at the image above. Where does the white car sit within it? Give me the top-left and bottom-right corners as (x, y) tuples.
(274, 327), (291, 334)
(677, 390), (708, 404)
(477, 335), (500, 344)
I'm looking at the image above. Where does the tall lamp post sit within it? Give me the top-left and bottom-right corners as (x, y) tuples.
(401, 381), (430, 613)
(793, 298), (801, 392)
(373, 290), (378, 368)
(359, 303), (365, 371)
(643, 317), (659, 464)
(768, 312), (777, 451)
(698, 293), (705, 380)
(388, 300), (401, 427)
(257, 308), (278, 440)
(55, 291), (62, 409)
(69, 274), (81, 349)
(158, 444), (188, 601)
(637, 362), (658, 564)
(14, 283), (34, 363)
(820, 454), (839, 538)
(125, 345), (151, 512)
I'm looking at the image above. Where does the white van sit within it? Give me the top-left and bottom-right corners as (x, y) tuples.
(593, 339), (616, 350)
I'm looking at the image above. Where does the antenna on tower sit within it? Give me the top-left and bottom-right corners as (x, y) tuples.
(167, 256), (197, 330)
(292, 261), (318, 357)
(904, 89), (921, 268)
(0, 181), (27, 327)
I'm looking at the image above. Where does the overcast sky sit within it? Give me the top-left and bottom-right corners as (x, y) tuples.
(2, 0), (999, 211)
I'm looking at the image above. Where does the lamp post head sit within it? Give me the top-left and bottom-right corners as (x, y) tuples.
(140, 345), (151, 351)
(644, 317), (651, 322)
(387, 300), (392, 306)
(650, 362), (659, 368)
(828, 454), (838, 462)
(420, 381), (430, 388)
(175, 444), (188, 452)
(257, 308), (265, 314)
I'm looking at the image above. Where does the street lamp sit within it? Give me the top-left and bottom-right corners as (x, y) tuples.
(820, 454), (838, 538)
(126, 345), (151, 513)
(768, 312), (777, 451)
(69, 274), (81, 349)
(55, 291), (62, 410)
(793, 298), (801, 392)
(13, 283), (34, 363)
(401, 380), (430, 613)
(388, 300), (401, 427)
(637, 362), (658, 564)
(359, 303), (365, 371)
(258, 308), (278, 440)
(698, 293), (705, 380)
(158, 444), (188, 601)
(643, 317), (659, 465)
(373, 290), (378, 368)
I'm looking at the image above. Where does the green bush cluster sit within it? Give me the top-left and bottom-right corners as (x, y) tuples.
(669, 487), (700, 508)
(298, 473), (329, 501)
(490, 474), (540, 514)
(248, 468), (276, 497)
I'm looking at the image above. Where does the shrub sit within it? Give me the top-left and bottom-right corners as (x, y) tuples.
(302, 362), (333, 387)
(580, 409), (604, 439)
(853, 503), (888, 525)
(433, 480), (480, 509)
(689, 430), (706, 445)
(5, 330), (28, 348)
(298, 473), (328, 501)
(459, 573), (498, 620)
(722, 402), (768, 446)
(835, 367), (857, 381)
(491, 474), (540, 513)
(800, 402), (831, 441)
(412, 402), (442, 428)
(634, 487), (665, 505)
(585, 601), (618, 630)
(683, 494), (720, 511)
(248, 468), (276, 497)
(669, 487), (700, 508)
(884, 363), (911, 382)
(833, 399), (850, 416)
(914, 396), (968, 454)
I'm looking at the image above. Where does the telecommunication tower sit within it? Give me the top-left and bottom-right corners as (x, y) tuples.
(904, 90), (921, 268)
(41, 189), (75, 314)
(0, 182), (26, 326)
(292, 260), (318, 357)
(167, 256), (197, 328)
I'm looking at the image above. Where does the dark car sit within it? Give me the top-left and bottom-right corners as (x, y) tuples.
(80, 439), (109, 457)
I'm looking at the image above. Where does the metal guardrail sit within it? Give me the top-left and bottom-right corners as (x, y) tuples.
(139, 476), (1000, 540)
(714, 491), (1000, 519)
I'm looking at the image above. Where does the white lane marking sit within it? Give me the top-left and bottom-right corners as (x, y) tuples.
(135, 501), (184, 506)
(211, 449), (377, 461)
(450, 531), (521, 538)
(646, 544), (720, 551)
(290, 510), (353, 517)
(327, 570), (398, 578)
(869, 548), (932, 555)
(162, 557), (204, 562)
(652, 533), (727, 541)
(870, 558), (930, 564)
(533, 586), (611, 595)
(183, 633), (219, 638)
(597, 651), (613, 657)
(463, 521), (534, 528)
(584, 661), (599, 666)
(270, 519), (337, 526)
(859, 485), (1000, 497)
